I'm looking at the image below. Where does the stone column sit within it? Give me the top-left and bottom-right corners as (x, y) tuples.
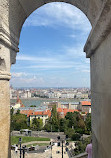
(84, 1), (111, 157)
(0, 21), (18, 158)
(0, 44), (12, 158)
(0, 73), (11, 158)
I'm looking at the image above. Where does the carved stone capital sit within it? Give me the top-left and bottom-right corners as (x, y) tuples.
(84, 0), (111, 58)
(0, 71), (11, 80)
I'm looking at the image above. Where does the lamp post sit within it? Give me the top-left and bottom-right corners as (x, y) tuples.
(62, 140), (64, 158)
(19, 138), (22, 158)
(50, 141), (52, 158)
(22, 145), (26, 158)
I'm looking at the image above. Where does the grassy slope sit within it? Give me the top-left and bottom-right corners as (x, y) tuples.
(11, 136), (50, 145)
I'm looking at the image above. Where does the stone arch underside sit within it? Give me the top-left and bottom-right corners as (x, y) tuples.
(0, 0), (105, 39)
(9, 0), (104, 38)
(0, 0), (107, 61)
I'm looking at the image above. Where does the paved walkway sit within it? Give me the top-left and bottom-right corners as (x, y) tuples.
(11, 150), (51, 158)
(11, 144), (69, 158)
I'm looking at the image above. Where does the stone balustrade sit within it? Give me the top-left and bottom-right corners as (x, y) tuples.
(73, 152), (88, 158)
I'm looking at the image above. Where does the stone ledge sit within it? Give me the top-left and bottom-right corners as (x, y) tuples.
(84, 0), (111, 58)
(73, 152), (88, 158)
(0, 71), (11, 80)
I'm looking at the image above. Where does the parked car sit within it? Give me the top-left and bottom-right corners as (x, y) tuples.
(28, 146), (35, 151)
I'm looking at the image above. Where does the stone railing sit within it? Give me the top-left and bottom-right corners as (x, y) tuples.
(73, 152), (88, 158)
(68, 149), (88, 158)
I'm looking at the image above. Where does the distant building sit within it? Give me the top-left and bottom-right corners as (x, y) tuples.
(11, 96), (25, 109)
(57, 102), (79, 110)
(76, 92), (82, 98)
(78, 101), (91, 113)
(20, 109), (51, 126)
(57, 108), (79, 118)
(48, 102), (58, 110)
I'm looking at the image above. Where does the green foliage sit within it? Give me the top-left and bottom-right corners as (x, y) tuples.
(44, 108), (91, 137)
(85, 113), (91, 134)
(65, 112), (86, 134)
(16, 109), (20, 115)
(59, 118), (69, 132)
(44, 105), (60, 132)
(71, 133), (81, 141)
(31, 118), (43, 131)
(51, 105), (60, 131)
(11, 108), (14, 116)
(43, 119), (51, 132)
(11, 111), (28, 131)
(74, 137), (91, 155)
(64, 128), (75, 138)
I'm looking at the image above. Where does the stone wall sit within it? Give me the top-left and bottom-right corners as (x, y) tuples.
(91, 28), (111, 158)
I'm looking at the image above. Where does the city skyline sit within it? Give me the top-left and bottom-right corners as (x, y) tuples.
(10, 2), (91, 88)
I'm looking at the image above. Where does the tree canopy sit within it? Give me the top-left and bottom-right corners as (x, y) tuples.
(31, 117), (43, 131)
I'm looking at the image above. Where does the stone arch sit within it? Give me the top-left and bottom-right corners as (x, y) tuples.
(8, 0), (103, 39)
(0, 0), (111, 158)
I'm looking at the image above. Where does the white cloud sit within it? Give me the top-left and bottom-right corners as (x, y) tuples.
(15, 45), (90, 71)
(12, 72), (28, 78)
(24, 2), (91, 32)
(17, 54), (55, 62)
(81, 69), (90, 73)
(25, 64), (76, 69)
(68, 34), (76, 38)
(10, 74), (45, 87)
(64, 45), (85, 58)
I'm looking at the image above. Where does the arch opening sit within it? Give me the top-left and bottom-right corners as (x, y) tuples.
(11, 2), (91, 88)
(10, 3), (92, 158)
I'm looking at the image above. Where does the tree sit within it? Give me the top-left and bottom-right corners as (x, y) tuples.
(74, 137), (91, 156)
(11, 113), (28, 131)
(65, 111), (86, 134)
(65, 128), (75, 138)
(85, 113), (91, 133)
(11, 108), (14, 116)
(51, 105), (60, 132)
(16, 109), (20, 115)
(59, 118), (69, 132)
(44, 119), (52, 132)
(44, 105), (60, 132)
(10, 108), (14, 132)
(32, 117), (43, 131)
(65, 112), (75, 128)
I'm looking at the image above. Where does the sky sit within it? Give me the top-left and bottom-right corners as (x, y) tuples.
(10, 2), (92, 88)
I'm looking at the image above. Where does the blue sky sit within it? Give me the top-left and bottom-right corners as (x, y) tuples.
(10, 2), (91, 88)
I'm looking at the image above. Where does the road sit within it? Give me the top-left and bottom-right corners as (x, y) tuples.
(11, 131), (66, 140)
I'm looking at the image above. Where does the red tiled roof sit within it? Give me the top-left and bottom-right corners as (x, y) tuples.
(80, 101), (91, 106)
(20, 109), (51, 117)
(20, 110), (34, 115)
(57, 108), (79, 116)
